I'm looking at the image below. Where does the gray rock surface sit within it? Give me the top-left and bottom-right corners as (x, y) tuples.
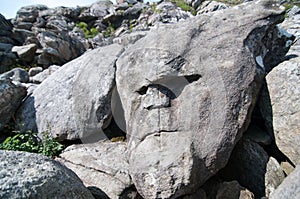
(12, 43), (37, 62)
(0, 67), (29, 83)
(265, 157), (286, 197)
(0, 150), (94, 199)
(0, 79), (26, 130)
(216, 181), (254, 199)
(220, 138), (269, 197)
(262, 10), (300, 166)
(197, 1), (228, 15)
(116, 1), (292, 198)
(28, 66), (43, 77)
(16, 44), (123, 141)
(58, 140), (131, 199)
(29, 65), (60, 83)
(270, 163), (300, 199)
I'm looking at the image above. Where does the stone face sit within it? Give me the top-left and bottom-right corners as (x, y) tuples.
(0, 150), (94, 199)
(270, 164), (300, 199)
(0, 79), (26, 130)
(116, 1), (292, 198)
(16, 44), (123, 141)
(58, 141), (131, 199)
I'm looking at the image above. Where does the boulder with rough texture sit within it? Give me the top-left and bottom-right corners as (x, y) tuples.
(0, 13), (13, 36)
(0, 67), (29, 83)
(12, 43), (37, 62)
(0, 79), (26, 130)
(116, 1), (292, 198)
(270, 163), (300, 199)
(29, 65), (60, 83)
(265, 157), (286, 197)
(58, 141), (132, 199)
(37, 31), (86, 67)
(220, 138), (269, 197)
(16, 44), (123, 141)
(0, 150), (94, 199)
(261, 11), (300, 166)
(196, 1), (228, 15)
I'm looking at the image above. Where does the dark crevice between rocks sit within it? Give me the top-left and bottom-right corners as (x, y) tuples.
(185, 74), (201, 83)
(119, 185), (143, 199)
(103, 117), (126, 141)
(103, 86), (127, 142)
(217, 80), (295, 198)
(88, 186), (110, 199)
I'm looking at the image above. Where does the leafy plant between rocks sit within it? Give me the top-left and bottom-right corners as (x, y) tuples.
(171, 0), (196, 16)
(76, 21), (99, 39)
(103, 22), (116, 38)
(0, 130), (64, 158)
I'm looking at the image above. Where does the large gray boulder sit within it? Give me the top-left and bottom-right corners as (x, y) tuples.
(0, 79), (26, 130)
(270, 163), (300, 199)
(0, 150), (94, 199)
(115, 0), (293, 198)
(16, 44), (123, 141)
(261, 11), (300, 166)
(58, 141), (132, 199)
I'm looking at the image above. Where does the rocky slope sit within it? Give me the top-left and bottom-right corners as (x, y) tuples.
(0, 0), (300, 198)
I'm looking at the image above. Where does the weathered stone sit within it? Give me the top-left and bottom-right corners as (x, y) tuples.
(197, 1), (228, 15)
(281, 161), (295, 176)
(116, 1), (292, 198)
(15, 22), (33, 30)
(261, 8), (300, 166)
(29, 65), (60, 83)
(28, 66), (43, 77)
(12, 44), (37, 62)
(0, 52), (17, 73)
(17, 44), (123, 141)
(0, 79), (26, 130)
(265, 157), (286, 197)
(0, 13), (13, 36)
(216, 181), (254, 199)
(220, 138), (269, 197)
(37, 31), (85, 67)
(270, 164), (300, 199)
(58, 141), (131, 199)
(0, 43), (13, 52)
(0, 150), (94, 199)
(0, 67), (29, 83)
(79, 1), (113, 21)
(147, 2), (192, 25)
(113, 31), (146, 46)
(16, 5), (48, 23)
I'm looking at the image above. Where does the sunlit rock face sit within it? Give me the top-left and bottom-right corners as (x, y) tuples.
(116, 0), (293, 198)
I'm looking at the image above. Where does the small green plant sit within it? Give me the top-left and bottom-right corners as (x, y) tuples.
(103, 22), (115, 38)
(0, 131), (64, 158)
(171, 0), (196, 16)
(76, 22), (99, 39)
